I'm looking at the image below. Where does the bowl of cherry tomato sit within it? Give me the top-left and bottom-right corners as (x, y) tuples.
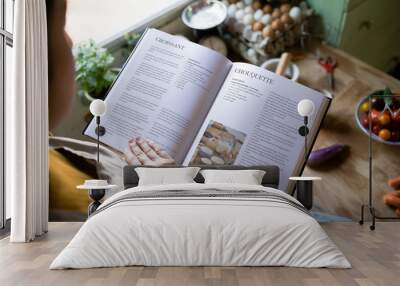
(355, 90), (400, 145)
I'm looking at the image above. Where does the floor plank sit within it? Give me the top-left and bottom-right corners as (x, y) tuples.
(0, 222), (399, 286)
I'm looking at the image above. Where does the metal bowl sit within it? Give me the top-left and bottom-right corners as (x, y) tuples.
(181, 0), (227, 30)
(355, 92), (400, 146)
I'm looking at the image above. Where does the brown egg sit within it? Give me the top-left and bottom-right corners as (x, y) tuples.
(272, 8), (281, 19)
(263, 4), (273, 14)
(280, 3), (291, 13)
(252, 21), (264, 32)
(271, 19), (283, 31)
(262, 25), (275, 39)
(280, 13), (292, 25)
(228, 0), (238, 3)
(252, 1), (262, 10)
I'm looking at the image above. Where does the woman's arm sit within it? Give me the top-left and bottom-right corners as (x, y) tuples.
(47, 0), (75, 131)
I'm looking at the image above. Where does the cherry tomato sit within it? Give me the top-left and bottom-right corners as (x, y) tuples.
(378, 112), (391, 126)
(379, 129), (391, 141)
(390, 98), (400, 110)
(392, 110), (400, 125)
(360, 102), (370, 113)
(372, 124), (381, 135)
(391, 131), (400, 142)
(360, 114), (369, 128)
(369, 109), (381, 123)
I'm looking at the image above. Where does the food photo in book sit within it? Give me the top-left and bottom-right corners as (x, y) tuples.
(189, 120), (246, 165)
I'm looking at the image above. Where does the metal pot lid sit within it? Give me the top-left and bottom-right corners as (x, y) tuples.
(182, 0), (227, 30)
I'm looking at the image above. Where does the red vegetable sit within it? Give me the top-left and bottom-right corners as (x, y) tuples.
(392, 110), (400, 126)
(307, 144), (348, 168)
(388, 176), (400, 189)
(369, 109), (381, 123)
(383, 192), (400, 208)
(372, 124), (381, 135)
(360, 114), (369, 128)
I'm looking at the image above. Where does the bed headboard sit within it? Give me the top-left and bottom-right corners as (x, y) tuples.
(123, 165), (280, 189)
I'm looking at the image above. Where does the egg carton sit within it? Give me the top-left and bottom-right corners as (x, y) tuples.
(219, 0), (312, 65)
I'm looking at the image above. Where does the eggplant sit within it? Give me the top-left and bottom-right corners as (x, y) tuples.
(307, 144), (349, 168)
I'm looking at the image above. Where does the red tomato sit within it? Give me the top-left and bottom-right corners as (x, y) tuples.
(390, 98), (400, 110)
(372, 124), (381, 135)
(391, 131), (400, 142)
(392, 110), (400, 124)
(369, 109), (381, 123)
(360, 114), (369, 128)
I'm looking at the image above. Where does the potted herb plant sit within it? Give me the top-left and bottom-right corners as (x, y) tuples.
(121, 32), (141, 61)
(74, 40), (118, 104)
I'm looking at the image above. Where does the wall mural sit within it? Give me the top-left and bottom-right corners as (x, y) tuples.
(47, 0), (400, 224)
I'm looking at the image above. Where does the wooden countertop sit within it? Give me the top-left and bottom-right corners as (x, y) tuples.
(295, 44), (400, 219)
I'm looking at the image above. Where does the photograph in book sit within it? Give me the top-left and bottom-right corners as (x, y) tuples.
(189, 120), (246, 165)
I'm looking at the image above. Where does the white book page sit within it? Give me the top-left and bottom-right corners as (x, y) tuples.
(183, 63), (326, 192)
(85, 29), (232, 163)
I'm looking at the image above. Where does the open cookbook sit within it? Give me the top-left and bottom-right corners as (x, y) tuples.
(84, 28), (331, 193)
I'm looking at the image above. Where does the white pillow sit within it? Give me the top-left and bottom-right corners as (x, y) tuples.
(135, 167), (200, 186)
(200, 169), (266, 185)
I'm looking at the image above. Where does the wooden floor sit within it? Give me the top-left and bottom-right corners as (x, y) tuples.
(0, 222), (399, 286)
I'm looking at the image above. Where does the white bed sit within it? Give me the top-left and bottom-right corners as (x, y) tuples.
(50, 183), (350, 269)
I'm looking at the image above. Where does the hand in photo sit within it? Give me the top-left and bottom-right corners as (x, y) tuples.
(124, 137), (176, 166)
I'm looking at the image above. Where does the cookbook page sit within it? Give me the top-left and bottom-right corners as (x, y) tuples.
(84, 28), (232, 163)
(183, 62), (327, 192)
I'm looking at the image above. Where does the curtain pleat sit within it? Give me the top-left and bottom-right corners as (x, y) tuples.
(9, 0), (48, 242)
(8, 0), (26, 242)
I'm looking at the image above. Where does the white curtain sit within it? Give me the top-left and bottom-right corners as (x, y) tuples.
(7, 0), (49, 242)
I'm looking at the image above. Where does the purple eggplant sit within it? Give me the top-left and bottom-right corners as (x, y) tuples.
(307, 144), (349, 168)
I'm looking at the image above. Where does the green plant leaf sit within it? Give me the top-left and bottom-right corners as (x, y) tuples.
(383, 87), (393, 106)
(74, 39), (116, 96)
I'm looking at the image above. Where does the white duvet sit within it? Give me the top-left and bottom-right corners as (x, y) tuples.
(50, 183), (350, 269)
